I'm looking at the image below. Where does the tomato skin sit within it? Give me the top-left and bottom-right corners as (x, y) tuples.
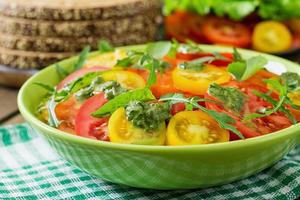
(55, 96), (81, 134)
(245, 70), (277, 87)
(202, 17), (251, 48)
(75, 93), (109, 141)
(57, 66), (108, 90)
(170, 103), (186, 115)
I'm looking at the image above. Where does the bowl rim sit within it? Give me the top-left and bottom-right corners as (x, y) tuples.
(18, 44), (300, 153)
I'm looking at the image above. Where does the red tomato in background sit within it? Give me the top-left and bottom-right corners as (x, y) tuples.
(202, 17), (252, 48)
(75, 93), (109, 141)
(57, 66), (109, 90)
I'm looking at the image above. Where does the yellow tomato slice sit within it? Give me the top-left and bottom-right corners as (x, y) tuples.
(172, 65), (231, 95)
(252, 21), (292, 53)
(84, 50), (127, 68)
(102, 70), (145, 89)
(108, 108), (166, 145)
(167, 111), (229, 146)
(288, 91), (300, 106)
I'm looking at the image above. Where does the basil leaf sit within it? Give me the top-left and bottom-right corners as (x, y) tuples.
(179, 56), (215, 71)
(73, 46), (90, 71)
(92, 88), (155, 117)
(228, 55), (267, 81)
(146, 41), (172, 59)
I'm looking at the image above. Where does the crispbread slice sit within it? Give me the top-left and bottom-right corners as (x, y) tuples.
(0, 0), (161, 21)
(0, 29), (156, 52)
(0, 12), (161, 37)
(0, 47), (75, 69)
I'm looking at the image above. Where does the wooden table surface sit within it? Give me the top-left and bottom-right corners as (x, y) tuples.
(0, 86), (24, 126)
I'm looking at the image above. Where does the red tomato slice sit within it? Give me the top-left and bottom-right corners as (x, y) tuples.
(202, 17), (251, 48)
(55, 96), (81, 134)
(176, 52), (233, 66)
(75, 93), (109, 141)
(57, 66), (109, 90)
(292, 33), (300, 49)
(205, 81), (292, 139)
(170, 103), (186, 116)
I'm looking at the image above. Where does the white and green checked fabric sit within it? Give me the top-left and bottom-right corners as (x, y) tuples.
(0, 124), (299, 200)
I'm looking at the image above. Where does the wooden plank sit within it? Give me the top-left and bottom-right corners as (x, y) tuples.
(0, 86), (19, 121)
(2, 114), (24, 125)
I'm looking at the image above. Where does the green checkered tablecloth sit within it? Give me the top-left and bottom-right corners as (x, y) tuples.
(0, 124), (299, 200)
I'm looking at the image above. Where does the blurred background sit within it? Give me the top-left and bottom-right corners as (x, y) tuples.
(0, 0), (300, 124)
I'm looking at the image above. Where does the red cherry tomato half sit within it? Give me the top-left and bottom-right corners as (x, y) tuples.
(75, 93), (109, 141)
(57, 66), (109, 90)
(202, 17), (252, 48)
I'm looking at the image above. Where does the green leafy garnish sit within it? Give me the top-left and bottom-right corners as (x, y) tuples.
(125, 101), (170, 132)
(179, 56), (215, 71)
(233, 48), (243, 62)
(95, 81), (127, 100)
(55, 64), (69, 79)
(280, 72), (300, 92)
(244, 79), (288, 121)
(47, 97), (60, 127)
(159, 93), (244, 139)
(55, 72), (102, 102)
(146, 41), (172, 59)
(73, 46), (91, 71)
(227, 55), (267, 81)
(177, 40), (203, 54)
(34, 83), (55, 93)
(98, 40), (114, 53)
(208, 83), (246, 113)
(92, 88), (155, 117)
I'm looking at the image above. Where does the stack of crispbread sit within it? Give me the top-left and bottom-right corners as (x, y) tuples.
(0, 0), (162, 69)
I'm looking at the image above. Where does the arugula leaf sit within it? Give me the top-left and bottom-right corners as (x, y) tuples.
(179, 56), (215, 71)
(208, 83), (246, 113)
(251, 89), (297, 124)
(146, 41), (172, 59)
(55, 72), (102, 102)
(168, 39), (180, 58)
(233, 48), (243, 62)
(73, 46), (90, 71)
(92, 88), (155, 117)
(243, 79), (287, 121)
(98, 40), (114, 53)
(34, 83), (55, 94)
(47, 97), (60, 127)
(227, 55), (267, 81)
(159, 93), (244, 139)
(177, 40), (203, 54)
(55, 64), (69, 79)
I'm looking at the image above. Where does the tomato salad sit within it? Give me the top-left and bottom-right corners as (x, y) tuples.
(37, 41), (300, 146)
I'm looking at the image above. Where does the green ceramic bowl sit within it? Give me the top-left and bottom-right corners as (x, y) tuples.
(18, 45), (300, 190)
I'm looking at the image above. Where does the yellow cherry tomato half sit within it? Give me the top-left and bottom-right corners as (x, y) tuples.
(102, 70), (145, 89)
(108, 108), (166, 145)
(172, 65), (231, 95)
(84, 50), (127, 68)
(167, 111), (229, 146)
(288, 91), (300, 106)
(252, 21), (292, 53)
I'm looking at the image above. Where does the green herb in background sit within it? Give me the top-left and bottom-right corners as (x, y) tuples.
(55, 64), (69, 79)
(98, 40), (115, 53)
(73, 46), (90, 71)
